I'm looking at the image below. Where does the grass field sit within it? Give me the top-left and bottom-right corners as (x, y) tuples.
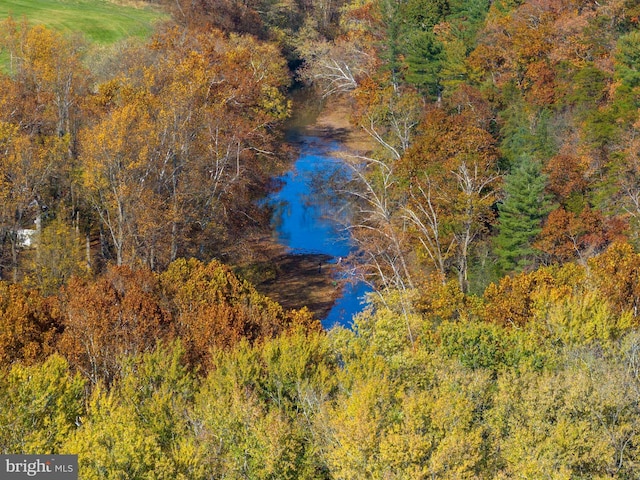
(0, 0), (168, 44)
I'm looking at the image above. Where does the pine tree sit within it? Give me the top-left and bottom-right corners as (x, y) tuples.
(398, 0), (449, 96)
(403, 30), (443, 97)
(494, 157), (553, 273)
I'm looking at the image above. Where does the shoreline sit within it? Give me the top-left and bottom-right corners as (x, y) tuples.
(286, 92), (375, 154)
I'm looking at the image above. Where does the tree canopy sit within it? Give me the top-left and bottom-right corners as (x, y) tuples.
(3, 0), (640, 477)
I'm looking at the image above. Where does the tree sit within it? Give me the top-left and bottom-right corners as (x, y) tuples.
(482, 264), (561, 328)
(543, 153), (589, 206)
(397, 0), (449, 96)
(588, 242), (640, 318)
(403, 177), (455, 281)
(321, 375), (395, 479)
(488, 337), (640, 478)
(400, 106), (501, 292)
(23, 214), (88, 295)
(467, 0), (578, 106)
(159, 0), (266, 38)
(158, 258), (319, 369)
(494, 156), (553, 273)
(0, 123), (76, 281)
(299, 37), (375, 97)
(613, 30), (640, 121)
(79, 89), (164, 267)
(58, 265), (172, 385)
(64, 386), (173, 480)
(353, 81), (423, 160)
(498, 101), (556, 169)
(402, 30), (444, 97)
(535, 206), (627, 264)
(0, 281), (60, 367)
(0, 19), (89, 139)
(434, 22), (472, 96)
(64, 342), (206, 479)
(193, 330), (336, 479)
(0, 21), (88, 281)
(80, 28), (292, 269)
(0, 355), (85, 454)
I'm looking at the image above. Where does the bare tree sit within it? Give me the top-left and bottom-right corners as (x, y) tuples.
(299, 39), (373, 97)
(403, 179), (454, 281)
(339, 153), (416, 343)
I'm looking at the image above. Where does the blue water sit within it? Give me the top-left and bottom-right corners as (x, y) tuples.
(268, 137), (372, 328)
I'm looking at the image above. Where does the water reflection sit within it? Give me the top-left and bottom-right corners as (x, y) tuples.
(268, 137), (371, 328)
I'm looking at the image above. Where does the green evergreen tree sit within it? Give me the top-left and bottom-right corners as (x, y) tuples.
(447, 0), (491, 44)
(494, 157), (553, 273)
(499, 101), (556, 168)
(397, 0), (449, 96)
(402, 30), (444, 96)
(613, 30), (640, 123)
(377, 0), (404, 87)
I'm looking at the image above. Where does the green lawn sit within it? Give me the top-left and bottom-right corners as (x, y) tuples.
(0, 0), (168, 44)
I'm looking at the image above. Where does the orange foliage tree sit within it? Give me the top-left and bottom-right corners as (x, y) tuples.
(0, 20), (89, 281)
(158, 258), (319, 369)
(399, 105), (501, 292)
(588, 242), (640, 318)
(58, 266), (172, 385)
(0, 282), (61, 366)
(483, 242), (640, 329)
(80, 27), (291, 270)
(53, 258), (319, 381)
(469, 0), (607, 106)
(482, 268), (559, 328)
(0, 18), (89, 139)
(536, 207), (627, 264)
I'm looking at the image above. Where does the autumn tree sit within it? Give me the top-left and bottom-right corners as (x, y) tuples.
(353, 81), (423, 159)
(22, 214), (88, 295)
(80, 27), (292, 269)
(468, 0), (596, 106)
(193, 329), (337, 478)
(0, 281), (61, 367)
(0, 355), (85, 454)
(0, 21), (89, 281)
(543, 153), (589, 207)
(399, 105), (501, 292)
(0, 110), (75, 281)
(330, 84), (424, 312)
(158, 258), (319, 369)
(343, 152), (415, 297)
(0, 18), (89, 139)
(606, 33), (640, 243)
(535, 206), (627, 264)
(58, 265), (172, 385)
(66, 385), (174, 479)
(79, 89), (164, 267)
(488, 338), (640, 478)
(64, 343), (202, 479)
(299, 36), (375, 97)
(588, 242), (640, 318)
(482, 265), (572, 328)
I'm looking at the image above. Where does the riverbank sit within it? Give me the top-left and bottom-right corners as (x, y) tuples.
(303, 95), (374, 153)
(256, 251), (338, 318)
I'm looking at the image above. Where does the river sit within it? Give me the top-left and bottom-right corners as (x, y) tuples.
(267, 131), (372, 329)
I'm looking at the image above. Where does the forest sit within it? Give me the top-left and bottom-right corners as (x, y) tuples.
(2, 0), (640, 478)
